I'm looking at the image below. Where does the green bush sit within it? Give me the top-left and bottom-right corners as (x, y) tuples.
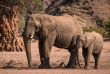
(82, 26), (109, 37)
(102, 17), (110, 28)
(103, 17), (110, 28)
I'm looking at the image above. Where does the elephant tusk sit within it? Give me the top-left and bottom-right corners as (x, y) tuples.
(30, 35), (33, 39)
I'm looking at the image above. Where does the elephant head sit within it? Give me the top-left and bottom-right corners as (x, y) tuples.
(76, 33), (96, 50)
(23, 14), (56, 67)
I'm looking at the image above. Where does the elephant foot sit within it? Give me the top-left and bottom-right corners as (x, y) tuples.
(38, 64), (44, 68)
(94, 66), (100, 69)
(84, 66), (90, 70)
(38, 64), (51, 69)
(65, 65), (70, 68)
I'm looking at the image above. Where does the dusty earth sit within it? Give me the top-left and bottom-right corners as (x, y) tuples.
(0, 38), (110, 74)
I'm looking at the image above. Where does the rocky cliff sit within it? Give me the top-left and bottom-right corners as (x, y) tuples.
(44, 0), (110, 26)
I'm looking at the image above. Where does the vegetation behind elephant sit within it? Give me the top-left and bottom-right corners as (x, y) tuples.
(76, 31), (103, 69)
(23, 13), (83, 68)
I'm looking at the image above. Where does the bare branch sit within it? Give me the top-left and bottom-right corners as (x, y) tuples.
(0, 5), (10, 9)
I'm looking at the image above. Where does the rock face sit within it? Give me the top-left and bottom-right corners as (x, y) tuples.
(45, 0), (110, 26)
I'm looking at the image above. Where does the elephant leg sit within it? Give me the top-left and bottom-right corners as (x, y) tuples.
(65, 48), (77, 68)
(83, 48), (90, 69)
(65, 48), (73, 68)
(84, 46), (93, 70)
(83, 49), (87, 68)
(65, 52), (74, 68)
(93, 49), (102, 69)
(93, 53), (99, 69)
(38, 39), (45, 68)
(42, 32), (56, 68)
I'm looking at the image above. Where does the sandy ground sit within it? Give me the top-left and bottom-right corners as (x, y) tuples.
(0, 38), (110, 74)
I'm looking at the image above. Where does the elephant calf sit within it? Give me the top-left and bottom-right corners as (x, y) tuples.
(76, 31), (103, 69)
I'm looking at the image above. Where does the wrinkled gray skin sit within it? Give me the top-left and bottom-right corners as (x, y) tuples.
(23, 14), (83, 68)
(76, 31), (103, 69)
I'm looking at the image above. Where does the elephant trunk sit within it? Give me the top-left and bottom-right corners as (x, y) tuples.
(76, 50), (81, 68)
(25, 39), (32, 67)
(75, 41), (81, 68)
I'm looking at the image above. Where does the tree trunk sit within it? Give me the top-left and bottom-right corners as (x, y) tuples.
(0, 5), (25, 52)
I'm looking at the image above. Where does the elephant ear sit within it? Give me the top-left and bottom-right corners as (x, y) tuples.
(85, 35), (96, 48)
(38, 14), (56, 38)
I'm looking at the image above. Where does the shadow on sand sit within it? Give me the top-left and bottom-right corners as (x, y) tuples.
(1, 66), (39, 70)
(104, 38), (110, 42)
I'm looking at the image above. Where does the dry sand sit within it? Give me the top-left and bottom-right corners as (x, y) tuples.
(0, 38), (110, 74)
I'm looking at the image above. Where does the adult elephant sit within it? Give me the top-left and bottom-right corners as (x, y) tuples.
(23, 14), (83, 68)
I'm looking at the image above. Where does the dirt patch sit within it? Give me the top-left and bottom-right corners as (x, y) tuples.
(0, 38), (110, 74)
